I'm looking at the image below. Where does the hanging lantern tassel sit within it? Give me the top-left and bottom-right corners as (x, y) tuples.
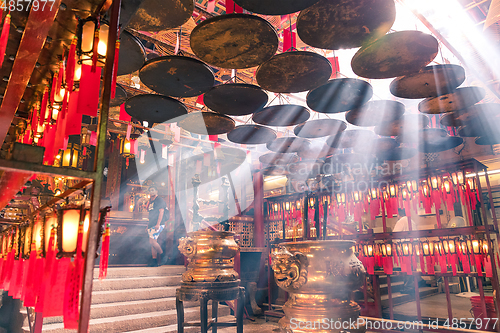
(425, 255), (435, 275)
(419, 251), (426, 274)
(23, 243), (38, 307)
(383, 256), (393, 275)
(64, 221), (84, 329)
(66, 37), (77, 92)
(39, 86), (49, 127)
(367, 256), (375, 275)
(91, 23), (100, 72)
(0, 13), (11, 69)
(35, 227), (56, 313)
(459, 245), (471, 274)
(474, 253), (483, 276)
(99, 223), (111, 280)
(111, 40), (120, 99)
(370, 198), (380, 221)
(484, 255), (493, 278)
(57, 60), (64, 93)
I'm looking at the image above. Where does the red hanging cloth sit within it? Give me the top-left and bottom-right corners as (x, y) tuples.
(39, 86), (49, 127)
(111, 39), (120, 99)
(91, 22), (100, 72)
(77, 64), (101, 117)
(66, 37), (77, 92)
(0, 13), (11, 69)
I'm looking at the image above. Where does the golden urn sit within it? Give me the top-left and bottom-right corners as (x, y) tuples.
(178, 230), (239, 285)
(271, 240), (366, 333)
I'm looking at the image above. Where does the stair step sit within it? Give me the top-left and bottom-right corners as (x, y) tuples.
(93, 275), (182, 291)
(380, 287), (439, 307)
(24, 305), (231, 333)
(93, 266), (185, 279)
(43, 297), (200, 324)
(92, 287), (177, 304)
(379, 281), (405, 294)
(123, 315), (236, 333)
(378, 274), (407, 285)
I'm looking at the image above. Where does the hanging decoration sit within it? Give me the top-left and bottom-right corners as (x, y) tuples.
(0, 13), (11, 69)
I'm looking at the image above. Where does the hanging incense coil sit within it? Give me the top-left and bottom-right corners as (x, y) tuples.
(390, 64), (466, 99)
(124, 94), (188, 124)
(438, 103), (500, 128)
(259, 152), (300, 165)
(117, 31), (147, 76)
(351, 31), (438, 79)
(203, 83), (268, 116)
(266, 137), (311, 153)
(297, 0), (396, 50)
(233, 0), (321, 15)
(306, 78), (373, 114)
(128, 0), (194, 32)
(377, 147), (418, 161)
(397, 128), (449, 144)
(256, 51), (332, 93)
(109, 84), (127, 107)
(227, 125), (277, 144)
(418, 87), (486, 114)
(294, 119), (347, 138)
(190, 14), (279, 69)
(178, 112), (235, 135)
(326, 129), (376, 149)
(252, 105), (310, 126)
(353, 138), (398, 155)
(374, 114), (430, 137)
(418, 136), (464, 153)
(139, 55), (215, 98)
(345, 100), (405, 127)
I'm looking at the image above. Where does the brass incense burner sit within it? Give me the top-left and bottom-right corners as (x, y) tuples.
(179, 230), (239, 285)
(271, 240), (366, 333)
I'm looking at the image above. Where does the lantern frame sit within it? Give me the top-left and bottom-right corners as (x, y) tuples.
(42, 212), (58, 258)
(57, 206), (90, 258)
(402, 241), (413, 256)
(76, 17), (109, 67)
(428, 175), (442, 191)
(363, 244), (374, 257)
(481, 239), (489, 255)
(421, 239), (434, 256)
(21, 222), (33, 259)
(60, 135), (81, 169)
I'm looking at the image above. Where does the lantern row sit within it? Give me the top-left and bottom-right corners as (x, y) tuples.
(266, 171), (480, 233)
(0, 206), (111, 329)
(357, 236), (497, 278)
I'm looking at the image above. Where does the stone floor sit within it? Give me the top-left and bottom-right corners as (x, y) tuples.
(387, 292), (494, 321)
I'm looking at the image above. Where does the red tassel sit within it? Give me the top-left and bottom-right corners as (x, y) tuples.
(8, 258), (23, 299)
(0, 13), (11, 69)
(111, 40), (120, 99)
(91, 25), (100, 72)
(77, 65), (101, 117)
(474, 254), (483, 276)
(426, 257), (435, 274)
(57, 60), (64, 93)
(419, 254), (426, 274)
(44, 258), (70, 317)
(39, 86), (49, 127)
(2, 249), (14, 290)
(383, 256), (393, 275)
(23, 245), (38, 307)
(99, 224), (111, 280)
(367, 257), (375, 275)
(35, 228), (56, 312)
(209, 135), (218, 142)
(485, 255), (493, 278)
(50, 71), (58, 107)
(66, 37), (77, 92)
(64, 221), (84, 328)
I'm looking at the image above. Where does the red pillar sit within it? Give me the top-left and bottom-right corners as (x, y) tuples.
(253, 171), (264, 248)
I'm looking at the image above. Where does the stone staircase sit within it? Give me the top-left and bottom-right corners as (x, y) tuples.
(22, 266), (234, 333)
